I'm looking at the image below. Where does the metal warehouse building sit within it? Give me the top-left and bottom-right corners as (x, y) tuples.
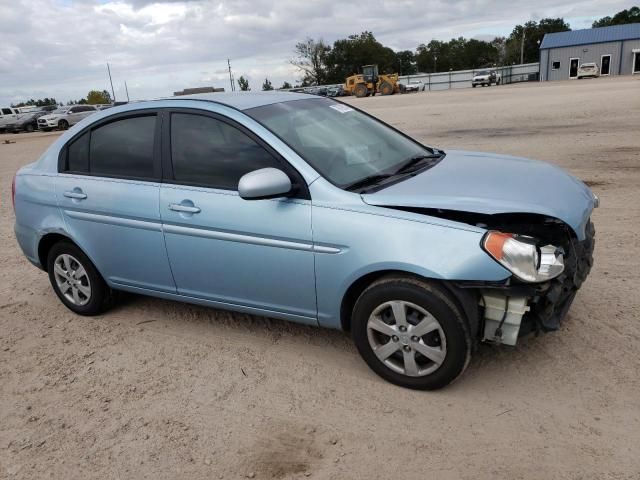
(540, 23), (640, 81)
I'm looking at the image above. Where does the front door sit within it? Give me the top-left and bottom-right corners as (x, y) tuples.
(55, 113), (176, 293)
(570, 58), (579, 78)
(159, 110), (317, 324)
(601, 55), (611, 75)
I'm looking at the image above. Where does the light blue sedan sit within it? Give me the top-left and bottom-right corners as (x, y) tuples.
(13, 92), (597, 389)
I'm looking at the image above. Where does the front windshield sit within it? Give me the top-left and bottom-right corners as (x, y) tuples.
(246, 98), (435, 188)
(477, 71), (489, 75)
(52, 108), (68, 114)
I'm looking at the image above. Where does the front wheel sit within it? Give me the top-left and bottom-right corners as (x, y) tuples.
(58, 120), (69, 130)
(351, 276), (472, 390)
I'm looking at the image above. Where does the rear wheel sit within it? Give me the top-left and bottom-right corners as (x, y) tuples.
(351, 276), (472, 390)
(379, 81), (394, 96)
(25, 124), (34, 133)
(47, 242), (115, 315)
(354, 83), (368, 98)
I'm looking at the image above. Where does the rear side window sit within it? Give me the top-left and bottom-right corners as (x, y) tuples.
(67, 132), (89, 172)
(90, 116), (156, 178)
(2, 108), (12, 115)
(170, 113), (281, 189)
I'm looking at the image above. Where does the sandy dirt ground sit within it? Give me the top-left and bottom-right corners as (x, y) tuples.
(1, 77), (639, 479)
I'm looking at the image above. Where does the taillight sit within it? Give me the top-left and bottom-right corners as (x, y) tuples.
(11, 174), (16, 211)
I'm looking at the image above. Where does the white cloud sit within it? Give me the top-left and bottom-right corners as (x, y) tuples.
(0, 0), (631, 105)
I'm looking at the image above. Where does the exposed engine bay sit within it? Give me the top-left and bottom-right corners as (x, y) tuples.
(395, 208), (596, 345)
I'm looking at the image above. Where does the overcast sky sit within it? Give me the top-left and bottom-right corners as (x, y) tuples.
(0, 0), (631, 105)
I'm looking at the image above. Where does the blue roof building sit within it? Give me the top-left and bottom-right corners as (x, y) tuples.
(540, 24), (640, 81)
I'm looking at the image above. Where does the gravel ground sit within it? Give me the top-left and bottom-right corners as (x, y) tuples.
(1, 76), (639, 479)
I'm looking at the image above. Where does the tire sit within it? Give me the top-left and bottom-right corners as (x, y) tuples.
(25, 124), (34, 133)
(472, 84), (477, 88)
(47, 241), (115, 316)
(58, 120), (69, 130)
(354, 83), (368, 98)
(351, 276), (472, 390)
(379, 81), (393, 96)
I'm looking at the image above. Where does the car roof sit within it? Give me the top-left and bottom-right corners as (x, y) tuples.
(162, 91), (313, 111)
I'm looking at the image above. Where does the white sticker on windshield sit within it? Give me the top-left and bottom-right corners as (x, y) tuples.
(329, 104), (354, 114)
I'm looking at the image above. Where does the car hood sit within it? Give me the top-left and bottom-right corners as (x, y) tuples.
(473, 75), (490, 79)
(39, 114), (62, 121)
(361, 150), (596, 239)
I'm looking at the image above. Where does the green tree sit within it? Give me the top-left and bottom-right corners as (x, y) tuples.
(262, 78), (274, 91)
(505, 18), (570, 64)
(291, 38), (331, 85)
(324, 31), (396, 83)
(592, 6), (640, 27)
(279, 81), (293, 90)
(394, 50), (417, 75)
(415, 37), (500, 72)
(237, 75), (250, 91)
(86, 90), (112, 104)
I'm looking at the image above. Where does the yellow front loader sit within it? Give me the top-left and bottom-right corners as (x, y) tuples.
(344, 65), (400, 98)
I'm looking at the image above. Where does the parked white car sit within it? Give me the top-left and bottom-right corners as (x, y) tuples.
(472, 70), (501, 87)
(577, 63), (600, 79)
(37, 105), (98, 131)
(401, 81), (426, 93)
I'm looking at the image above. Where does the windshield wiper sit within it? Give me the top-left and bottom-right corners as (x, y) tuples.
(345, 173), (394, 192)
(393, 152), (443, 175)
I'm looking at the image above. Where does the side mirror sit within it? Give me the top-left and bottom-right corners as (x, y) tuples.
(238, 168), (292, 200)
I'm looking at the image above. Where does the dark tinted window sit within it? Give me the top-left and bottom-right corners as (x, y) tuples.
(90, 115), (156, 178)
(67, 132), (89, 172)
(170, 113), (281, 189)
(2, 108), (12, 115)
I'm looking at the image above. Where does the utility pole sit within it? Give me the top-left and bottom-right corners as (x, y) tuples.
(107, 63), (116, 102)
(520, 29), (526, 65)
(124, 81), (130, 102)
(227, 59), (234, 92)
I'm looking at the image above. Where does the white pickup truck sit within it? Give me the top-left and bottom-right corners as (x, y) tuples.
(0, 107), (20, 132)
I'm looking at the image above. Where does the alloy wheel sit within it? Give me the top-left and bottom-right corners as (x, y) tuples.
(53, 254), (92, 306)
(366, 300), (447, 377)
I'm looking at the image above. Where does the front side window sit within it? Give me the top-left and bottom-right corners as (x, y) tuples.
(170, 113), (281, 189)
(2, 108), (12, 115)
(89, 115), (156, 178)
(246, 98), (435, 188)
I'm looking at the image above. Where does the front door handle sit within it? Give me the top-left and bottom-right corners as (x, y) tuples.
(63, 190), (87, 200)
(169, 203), (201, 214)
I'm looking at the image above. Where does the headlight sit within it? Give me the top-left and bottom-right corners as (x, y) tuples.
(483, 231), (564, 282)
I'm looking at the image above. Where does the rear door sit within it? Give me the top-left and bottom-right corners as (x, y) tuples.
(159, 109), (317, 323)
(55, 111), (176, 293)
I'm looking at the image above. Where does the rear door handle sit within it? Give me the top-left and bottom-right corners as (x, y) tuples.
(63, 190), (87, 200)
(169, 203), (201, 214)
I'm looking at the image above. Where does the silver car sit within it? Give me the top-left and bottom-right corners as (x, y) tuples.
(37, 105), (98, 131)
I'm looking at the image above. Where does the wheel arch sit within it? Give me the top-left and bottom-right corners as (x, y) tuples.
(339, 269), (481, 340)
(37, 232), (99, 275)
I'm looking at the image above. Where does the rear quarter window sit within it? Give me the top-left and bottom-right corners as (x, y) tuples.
(90, 116), (156, 178)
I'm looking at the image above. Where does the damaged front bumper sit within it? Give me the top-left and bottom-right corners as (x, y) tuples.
(459, 221), (595, 346)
